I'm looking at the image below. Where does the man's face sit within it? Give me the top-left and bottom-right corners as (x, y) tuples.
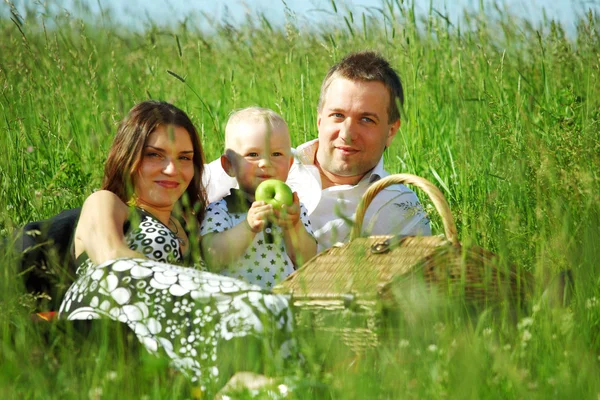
(316, 77), (400, 185)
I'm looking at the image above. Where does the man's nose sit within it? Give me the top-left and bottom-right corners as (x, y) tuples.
(339, 119), (354, 143)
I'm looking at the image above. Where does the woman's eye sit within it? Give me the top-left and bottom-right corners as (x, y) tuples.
(179, 155), (192, 161)
(145, 152), (161, 158)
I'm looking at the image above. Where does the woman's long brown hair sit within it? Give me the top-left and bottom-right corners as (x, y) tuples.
(102, 100), (207, 227)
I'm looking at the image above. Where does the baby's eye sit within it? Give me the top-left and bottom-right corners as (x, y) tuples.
(272, 152), (283, 157)
(246, 152), (259, 157)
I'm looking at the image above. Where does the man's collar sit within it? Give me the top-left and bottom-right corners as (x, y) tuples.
(369, 157), (386, 183)
(295, 139), (319, 165)
(295, 139), (386, 184)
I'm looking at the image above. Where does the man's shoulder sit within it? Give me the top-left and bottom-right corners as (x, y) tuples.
(204, 158), (238, 203)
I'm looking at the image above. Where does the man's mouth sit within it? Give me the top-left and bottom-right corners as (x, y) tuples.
(335, 146), (359, 156)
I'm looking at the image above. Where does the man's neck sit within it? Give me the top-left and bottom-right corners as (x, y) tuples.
(316, 159), (367, 189)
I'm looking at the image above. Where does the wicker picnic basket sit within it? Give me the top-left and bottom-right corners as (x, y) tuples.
(273, 174), (533, 351)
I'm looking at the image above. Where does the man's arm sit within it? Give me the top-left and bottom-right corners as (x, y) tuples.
(363, 189), (432, 237)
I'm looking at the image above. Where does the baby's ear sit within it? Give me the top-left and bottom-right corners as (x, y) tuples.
(221, 154), (235, 177)
(288, 154), (294, 169)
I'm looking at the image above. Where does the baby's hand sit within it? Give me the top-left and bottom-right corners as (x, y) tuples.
(246, 201), (273, 233)
(273, 193), (301, 231)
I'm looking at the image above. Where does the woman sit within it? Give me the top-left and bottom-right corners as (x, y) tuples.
(59, 101), (294, 389)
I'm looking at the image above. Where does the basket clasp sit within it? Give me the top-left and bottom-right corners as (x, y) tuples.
(371, 239), (391, 254)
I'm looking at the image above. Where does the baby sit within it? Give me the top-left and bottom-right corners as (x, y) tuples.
(200, 107), (317, 288)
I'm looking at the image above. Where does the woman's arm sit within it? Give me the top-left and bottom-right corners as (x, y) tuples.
(74, 190), (143, 264)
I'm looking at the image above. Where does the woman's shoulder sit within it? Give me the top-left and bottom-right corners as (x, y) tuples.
(83, 190), (126, 205)
(80, 190), (127, 213)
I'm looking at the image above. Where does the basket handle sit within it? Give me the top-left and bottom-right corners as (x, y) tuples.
(350, 173), (459, 246)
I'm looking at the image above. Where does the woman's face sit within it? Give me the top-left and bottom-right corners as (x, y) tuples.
(133, 124), (195, 211)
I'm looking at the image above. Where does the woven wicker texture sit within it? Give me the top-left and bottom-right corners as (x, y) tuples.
(272, 174), (534, 353)
(275, 235), (450, 301)
(274, 174), (531, 307)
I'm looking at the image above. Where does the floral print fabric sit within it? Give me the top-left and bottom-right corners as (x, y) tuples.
(58, 212), (294, 387)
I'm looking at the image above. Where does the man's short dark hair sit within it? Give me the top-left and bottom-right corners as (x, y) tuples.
(317, 50), (404, 123)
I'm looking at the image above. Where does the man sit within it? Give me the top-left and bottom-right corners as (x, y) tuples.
(205, 51), (430, 251)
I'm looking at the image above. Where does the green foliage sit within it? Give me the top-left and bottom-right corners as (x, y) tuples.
(1, 0), (599, 398)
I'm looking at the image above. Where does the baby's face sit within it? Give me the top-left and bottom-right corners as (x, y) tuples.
(224, 121), (293, 198)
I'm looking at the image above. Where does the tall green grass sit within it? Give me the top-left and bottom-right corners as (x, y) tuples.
(1, 0), (599, 398)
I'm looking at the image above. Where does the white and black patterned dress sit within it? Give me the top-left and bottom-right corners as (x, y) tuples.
(58, 210), (295, 387)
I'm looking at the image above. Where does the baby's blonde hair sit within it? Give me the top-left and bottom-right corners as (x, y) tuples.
(224, 107), (288, 149)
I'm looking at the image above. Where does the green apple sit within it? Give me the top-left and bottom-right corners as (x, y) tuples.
(255, 179), (294, 208)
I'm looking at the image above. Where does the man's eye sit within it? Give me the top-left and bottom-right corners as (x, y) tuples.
(362, 117), (375, 123)
(331, 113), (344, 119)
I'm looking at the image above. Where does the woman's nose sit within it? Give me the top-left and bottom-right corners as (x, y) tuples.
(162, 158), (178, 175)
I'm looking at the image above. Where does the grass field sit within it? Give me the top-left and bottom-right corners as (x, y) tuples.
(1, 0), (600, 398)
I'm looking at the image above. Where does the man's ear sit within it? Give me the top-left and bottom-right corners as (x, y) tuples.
(385, 119), (401, 147)
(221, 154), (235, 177)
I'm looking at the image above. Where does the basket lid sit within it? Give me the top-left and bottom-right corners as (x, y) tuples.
(273, 234), (452, 299)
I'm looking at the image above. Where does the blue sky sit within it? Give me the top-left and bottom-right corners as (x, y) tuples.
(7, 0), (598, 35)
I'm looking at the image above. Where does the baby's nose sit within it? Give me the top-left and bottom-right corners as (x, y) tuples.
(258, 157), (272, 168)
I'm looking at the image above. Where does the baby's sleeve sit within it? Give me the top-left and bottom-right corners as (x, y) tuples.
(299, 202), (314, 236)
(200, 200), (234, 235)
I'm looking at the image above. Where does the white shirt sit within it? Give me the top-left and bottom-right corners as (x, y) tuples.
(204, 139), (431, 252)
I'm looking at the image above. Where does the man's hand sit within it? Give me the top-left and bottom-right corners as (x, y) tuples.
(246, 201), (273, 233)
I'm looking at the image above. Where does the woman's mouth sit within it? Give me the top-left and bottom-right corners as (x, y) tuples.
(155, 180), (179, 189)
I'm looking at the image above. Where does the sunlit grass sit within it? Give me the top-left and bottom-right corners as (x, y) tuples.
(1, 0), (599, 398)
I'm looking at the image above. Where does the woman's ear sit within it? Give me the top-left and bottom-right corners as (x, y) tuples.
(221, 154), (235, 177)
